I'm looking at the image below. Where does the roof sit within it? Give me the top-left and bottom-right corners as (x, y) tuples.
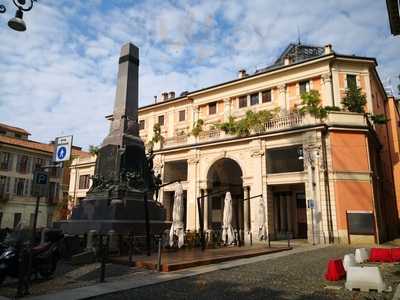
(0, 135), (91, 158)
(0, 122), (30, 136)
(138, 44), (377, 111)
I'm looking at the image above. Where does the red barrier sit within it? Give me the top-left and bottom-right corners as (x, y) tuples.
(324, 259), (346, 281)
(391, 248), (400, 262)
(369, 248), (392, 262)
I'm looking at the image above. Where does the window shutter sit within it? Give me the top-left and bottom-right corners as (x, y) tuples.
(24, 179), (29, 196)
(5, 177), (10, 193)
(8, 153), (13, 171)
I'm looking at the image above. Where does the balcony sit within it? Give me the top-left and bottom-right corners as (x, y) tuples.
(157, 112), (367, 149)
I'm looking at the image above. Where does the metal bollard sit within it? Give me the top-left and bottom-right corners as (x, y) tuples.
(267, 234), (271, 248)
(157, 237), (162, 272)
(287, 232), (291, 248)
(249, 232), (253, 246)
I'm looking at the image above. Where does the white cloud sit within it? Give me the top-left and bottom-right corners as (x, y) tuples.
(0, 0), (398, 150)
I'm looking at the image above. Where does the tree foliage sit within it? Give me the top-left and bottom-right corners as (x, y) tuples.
(298, 90), (327, 119)
(216, 108), (280, 137)
(146, 123), (164, 150)
(88, 145), (99, 155)
(342, 85), (367, 113)
(191, 119), (204, 137)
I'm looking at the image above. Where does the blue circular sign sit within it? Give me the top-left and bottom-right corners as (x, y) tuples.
(57, 146), (67, 159)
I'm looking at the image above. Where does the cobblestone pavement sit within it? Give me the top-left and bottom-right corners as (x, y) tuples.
(94, 246), (398, 300)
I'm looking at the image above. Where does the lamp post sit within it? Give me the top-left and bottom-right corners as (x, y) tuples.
(0, 0), (37, 32)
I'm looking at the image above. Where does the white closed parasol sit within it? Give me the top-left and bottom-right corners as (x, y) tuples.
(222, 191), (234, 245)
(257, 197), (267, 240)
(169, 182), (185, 248)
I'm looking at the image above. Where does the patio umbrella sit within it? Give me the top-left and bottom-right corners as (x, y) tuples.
(257, 197), (267, 241)
(222, 192), (234, 245)
(169, 182), (185, 248)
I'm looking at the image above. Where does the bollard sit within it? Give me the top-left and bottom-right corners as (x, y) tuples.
(249, 232), (253, 246)
(287, 232), (291, 248)
(157, 237), (162, 272)
(267, 234), (271, 248)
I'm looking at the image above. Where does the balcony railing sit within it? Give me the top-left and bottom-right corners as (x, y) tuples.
(164, 135), (188, 147)
(265, 113), (304, 131)
(159, 112), (367, 148)
(199, 128), (220, 141)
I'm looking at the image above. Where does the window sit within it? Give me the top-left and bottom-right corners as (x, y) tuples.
(299, 80), (310, 95)
(34, 158), (45, 170)
(139, 120), (145, 130)
(79, 175), (91, 189)
(0, 176), (10, 195)
(209, 102), (217, 115)
(15, 178), (25, 196)
(262, 90), (272, 103)
(17, 155), (29, 173)
(48, 182), (59, 203)
(158, 115), (164, 126)
(179, 110), (186, 121)
(238, 96), (247, 108)
(267, 147), (304, 174)
(346, 74), (357, 89)
(0, 152), (11, 170)
(250, 93), (259, 106)
(13, 213), (21, 229)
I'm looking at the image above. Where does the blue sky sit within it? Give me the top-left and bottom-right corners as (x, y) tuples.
(0, 0), (399, 149)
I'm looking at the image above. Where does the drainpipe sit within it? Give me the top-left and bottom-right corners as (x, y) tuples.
(321, 128), (334, 243)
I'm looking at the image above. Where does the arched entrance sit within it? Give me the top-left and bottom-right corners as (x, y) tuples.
(206, 158), (244, 238)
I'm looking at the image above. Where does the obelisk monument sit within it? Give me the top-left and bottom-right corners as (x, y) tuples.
(57, 43), (168, 235)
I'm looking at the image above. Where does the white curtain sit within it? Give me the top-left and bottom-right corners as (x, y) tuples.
(169, 182), (185, 248)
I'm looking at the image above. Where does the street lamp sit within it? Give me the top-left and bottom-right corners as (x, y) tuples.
(0, 0), (37, 32)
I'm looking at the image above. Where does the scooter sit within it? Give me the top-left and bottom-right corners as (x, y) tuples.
(0, 231), (63, 284)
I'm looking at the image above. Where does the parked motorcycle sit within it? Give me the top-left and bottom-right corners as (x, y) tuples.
(0, 229), (63, 284)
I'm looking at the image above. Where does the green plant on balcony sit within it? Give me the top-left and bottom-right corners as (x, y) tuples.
(147, 123), (164, 150)
(369, 113), (388, 124)
(298, 90), (327, 119)
(216, 108), (280, 137)
(191, 119), (204, 137)
(342, 85), (367, 113)
(324, 106), (341, 112)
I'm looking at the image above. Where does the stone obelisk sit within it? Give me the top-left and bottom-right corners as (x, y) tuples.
(57, 43), (168, 236)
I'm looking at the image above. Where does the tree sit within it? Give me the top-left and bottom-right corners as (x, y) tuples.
(298, 90), (327, 119)
(342, 85), (367, 113)
(88, 145), (99, 155)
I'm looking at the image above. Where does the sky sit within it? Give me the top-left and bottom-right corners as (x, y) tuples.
(0, 0), (399, 149)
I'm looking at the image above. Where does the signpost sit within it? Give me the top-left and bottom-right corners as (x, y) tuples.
(53, 135), (73, 163)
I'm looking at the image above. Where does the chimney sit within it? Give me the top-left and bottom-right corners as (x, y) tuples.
(169, 91), (175, 99)
(324, 44), (332, 54)
(238, 69), (247, 79)
(160, 92), (168, 101)
(284, 57), (291, 65)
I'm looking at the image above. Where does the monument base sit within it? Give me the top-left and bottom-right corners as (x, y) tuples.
(56, 189), (170, 235)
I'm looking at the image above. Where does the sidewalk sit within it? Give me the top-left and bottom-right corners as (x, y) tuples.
(22, 244), (327, 300)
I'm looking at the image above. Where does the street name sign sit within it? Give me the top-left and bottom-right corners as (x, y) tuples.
(53, 135), (73, 163)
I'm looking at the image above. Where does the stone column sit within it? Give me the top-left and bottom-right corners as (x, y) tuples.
(186, 154), (199, 230)
(278, 84), (287, 113)
(203, 189), (209, 231)
(322, 73), (334, 107)
(243, 186), (251, 244)
(223, 98), (231, 122)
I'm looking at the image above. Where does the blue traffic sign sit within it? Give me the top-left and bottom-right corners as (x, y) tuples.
(57, 146), (67, 159)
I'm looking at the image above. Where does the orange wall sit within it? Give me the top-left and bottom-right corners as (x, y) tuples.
(330, 131), (369, 172)
(334, 181), (374, 230)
